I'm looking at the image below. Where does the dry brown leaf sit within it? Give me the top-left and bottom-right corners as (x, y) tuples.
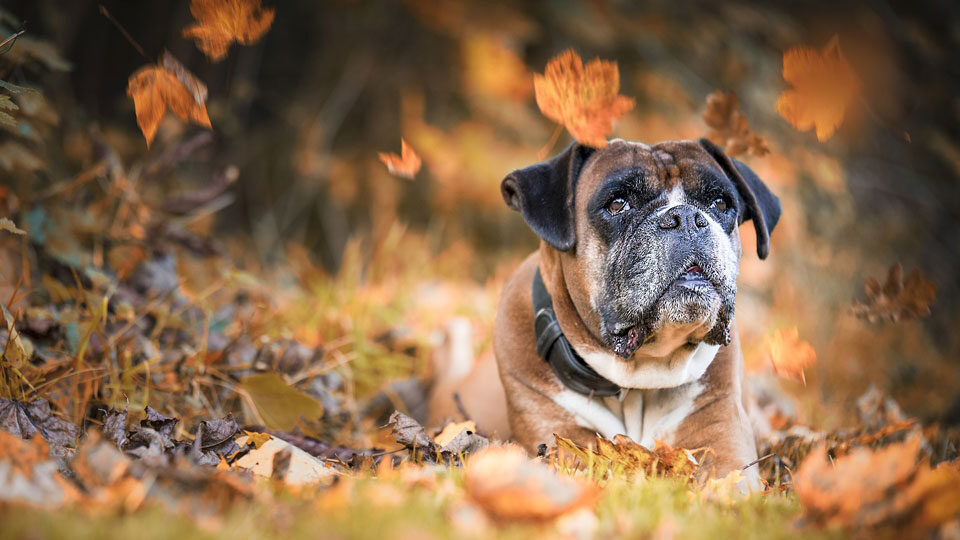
(852, 263), (937, 323)
(765, 327), (816, 384)
(183, 0), (275, 62)
(703, 90), (769, 158)
(465, 445), (599, 522)
(533, 49), (635, 148)
(378, 138), (422, 179)
(0, 217), (25, 235)
(794, 435), (960, 532)
(126, 52), (212, 147)
(555, 434), (709, 481)
(776, 37), (861, 142)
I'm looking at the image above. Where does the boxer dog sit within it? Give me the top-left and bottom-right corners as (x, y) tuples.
(490, 137), (780, 480)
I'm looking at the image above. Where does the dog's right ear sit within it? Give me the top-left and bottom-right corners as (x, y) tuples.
(501, 142), (595, 252)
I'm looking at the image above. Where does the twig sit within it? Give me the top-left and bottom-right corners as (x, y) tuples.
(98, 5), (150, 61)
(742, 452), (775, 470)
(0, 27), (26, 55)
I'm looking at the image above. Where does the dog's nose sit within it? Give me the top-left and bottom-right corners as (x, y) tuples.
(657, 205), (708, 232)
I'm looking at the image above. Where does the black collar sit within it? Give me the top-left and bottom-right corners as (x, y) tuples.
(532, 268), (621, 398)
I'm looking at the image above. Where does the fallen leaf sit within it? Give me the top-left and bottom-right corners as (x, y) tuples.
(852, 263), (937, 323)
(126, 51), (212, 147)
(234, 433), (337, 486)
(702, 90), (769, 157)
(794, 435), (960, 532)
(0, 398), (78, 454)
(0, 217), (25, 235)
(555, 433), (708, 481)
(240, 372), (325, 433)
(765, 327), (816, 384)
(243, 430), (272, 449)
(434, 420), (476, 448)
(378, 138), (422, 179)
(776, 37), (861, 142)
(0, 431), (79, 507)
(465, 445), (599, 522)
(182, 0), (276, 62)
(389, 410), (437, 457)
(533, 49), (635, 148)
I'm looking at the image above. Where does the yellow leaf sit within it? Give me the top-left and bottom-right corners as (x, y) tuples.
(776, 37), (861, 142)
(239, 372), (324, 433)
(183, 0), (275, 62)
(242, 430), (273, 449)
(533, 49), (635, 148)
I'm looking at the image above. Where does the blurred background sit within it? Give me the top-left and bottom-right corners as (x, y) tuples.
(1, 0), (958, 437)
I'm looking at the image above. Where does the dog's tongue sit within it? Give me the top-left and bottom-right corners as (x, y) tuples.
(685, 265), (703, 274)
(611, 325), (645, 358)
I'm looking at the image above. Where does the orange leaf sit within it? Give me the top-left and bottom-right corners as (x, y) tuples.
(794, 436), (960, 532)
(776, 37), (861, 142)
(126, 51), (212, 147)
(765, 327), (816, 384)
(533, 49), (635, 148)
(378, 138), (422, 179)
(465, 445), (599, 522)
(183, 0), (276, 62)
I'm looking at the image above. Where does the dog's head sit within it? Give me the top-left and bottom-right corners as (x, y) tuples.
(502, 138), (780, 359)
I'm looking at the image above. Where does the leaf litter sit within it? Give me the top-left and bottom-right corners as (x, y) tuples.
(1, 4), (957, 539)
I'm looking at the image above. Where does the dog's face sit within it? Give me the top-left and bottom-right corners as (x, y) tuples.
(502, 138), (780, 360)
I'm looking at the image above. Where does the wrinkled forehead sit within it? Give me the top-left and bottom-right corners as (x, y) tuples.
(576, 139), (722, 197)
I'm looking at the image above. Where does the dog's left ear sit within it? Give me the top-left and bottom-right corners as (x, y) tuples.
(698, 138), (782, 259)
(501, 142), (596, 252)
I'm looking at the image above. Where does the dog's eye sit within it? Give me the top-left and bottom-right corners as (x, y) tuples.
(607, 197), (630, 215)
(710, 197), (728, 212)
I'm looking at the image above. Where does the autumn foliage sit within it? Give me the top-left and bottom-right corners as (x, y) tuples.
(1, 1), (958, 539)
(534, 49), (635, 148)
(776, 37), (862, 142)
(182, 0), (275, 61)
(126, 51), (211, 147)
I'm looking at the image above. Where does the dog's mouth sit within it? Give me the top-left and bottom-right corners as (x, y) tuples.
(673, 263), (714, 290)
(605, 261), (720, 358)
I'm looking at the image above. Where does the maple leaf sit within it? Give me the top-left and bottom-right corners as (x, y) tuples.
(702, 90), (769, 158)
(533, 49), (635, 148)
(852, 263), (937, 323)
(182, 0), (276, 62)
(776, 37), (861, 142)
(126, 51), (212, 147)
(465, 445), (599, 522)
(794, 436), (960, 532)
(765, 327), (816, 384)
(378, 138), (422, 179)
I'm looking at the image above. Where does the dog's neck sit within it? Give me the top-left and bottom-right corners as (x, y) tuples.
(539, 245), (721, 390)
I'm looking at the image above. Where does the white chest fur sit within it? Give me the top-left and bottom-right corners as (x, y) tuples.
(550, 343), (717, 446)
